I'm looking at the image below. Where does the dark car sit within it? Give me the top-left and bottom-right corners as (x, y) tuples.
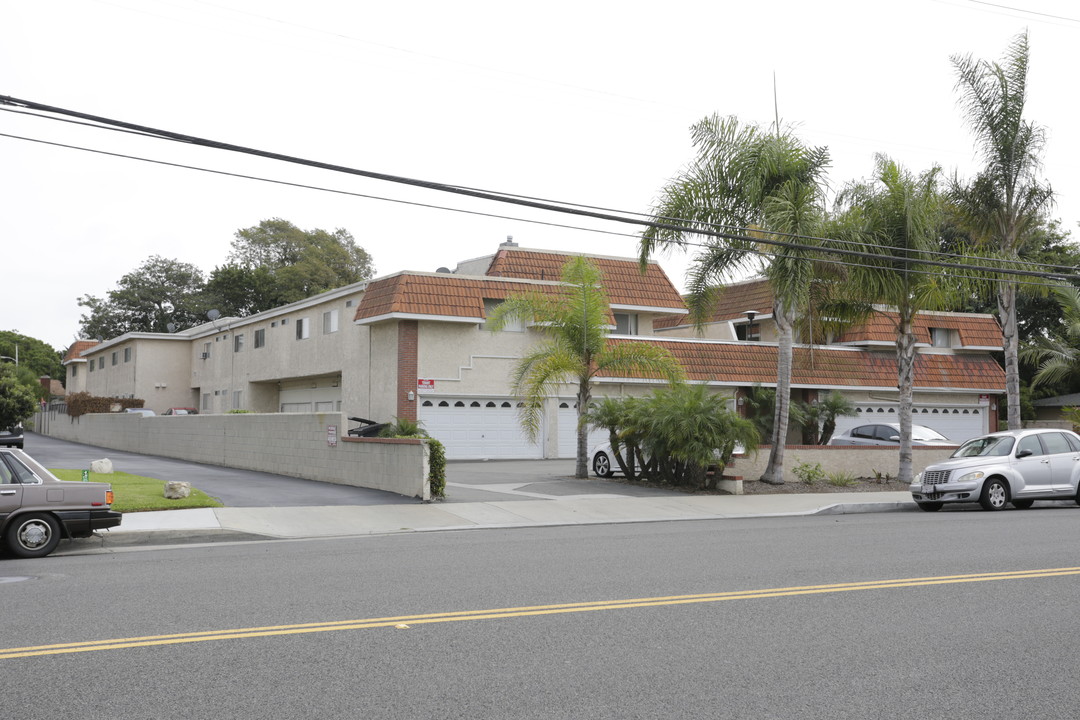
(0, 424), (24, 449)
(0, 447), (121, 558)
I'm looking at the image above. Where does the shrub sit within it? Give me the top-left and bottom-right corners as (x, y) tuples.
(826, 471), (858, 487)
(792, 461), (825, 485)
(66, 391), (145, 419)
(427, 438), (446, 498)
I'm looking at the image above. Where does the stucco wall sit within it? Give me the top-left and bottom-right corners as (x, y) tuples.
(729, 445), (958, 482)
(35, 410), (430, 500)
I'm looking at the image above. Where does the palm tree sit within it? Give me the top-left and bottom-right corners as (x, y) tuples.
(640, 114), (830, 484)
(1021, 284), (1080, 390)
(487, 256), (685, 479)
(951, 30), (1054, 429)
(833, 157), (958, 483)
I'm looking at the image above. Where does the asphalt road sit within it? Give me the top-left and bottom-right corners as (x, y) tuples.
(5, 508), (1080, 718)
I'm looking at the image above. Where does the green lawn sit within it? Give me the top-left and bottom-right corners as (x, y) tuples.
(50, 469), (224, 513)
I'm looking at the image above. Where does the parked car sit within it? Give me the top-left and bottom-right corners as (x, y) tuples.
(125, 408), (155, 416)
(162, 407), (198, 415)
(590, 441), (742, 478)
(828, 423), (957, 447)
(0, 424), (24, 449)
(0, 447), (122, 558)
(910, 428), (1080, 512)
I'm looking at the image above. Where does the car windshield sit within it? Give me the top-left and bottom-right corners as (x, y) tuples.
(951, 435), (1015, 458)
(911, 427), (948, 442)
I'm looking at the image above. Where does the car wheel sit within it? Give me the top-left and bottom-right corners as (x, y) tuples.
(979, 478), (1010, 511)
(4, 514), (62, 558)
(593, 452), (613, 478)
(1012, 499), (1034, 510)
(916, 502), (943, 512)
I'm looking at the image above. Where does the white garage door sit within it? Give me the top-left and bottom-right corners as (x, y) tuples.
(833, 404), (987, 444)
(557, 401), (609, 459)
(420, 398), (543, 460)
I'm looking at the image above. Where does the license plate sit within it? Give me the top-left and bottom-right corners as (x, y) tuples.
(921, 484), (934, 495)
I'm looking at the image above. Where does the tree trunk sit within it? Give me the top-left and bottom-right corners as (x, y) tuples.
(575, 378), (592, 479)
(896, 322), (916, 485)
(998, 282), (1021, 431)
(761, 300), (795, 484)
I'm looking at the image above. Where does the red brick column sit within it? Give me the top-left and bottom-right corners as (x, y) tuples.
(397, 320), (418, 421)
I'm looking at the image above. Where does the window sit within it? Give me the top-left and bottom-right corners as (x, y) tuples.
(323, 309), (339, 334)
(234, 333), (245, 352)
(1017, 435), (1044, 457)
(111, 351), (118, 366)
(233, 390), (243, 410)
(930, 328), (951, 348)
(202, 342), (211, 360)
(482, 299), (524, 331)
(98, 357), (104, 369)
(88, 361), (94, 373)
(1042, 432), (1072, 455)
(72, 364), (78, 377)
(296, 318), (310, 340)
(613, 313), (639, 335)
(124, 347), (131, 362)
(254, 329), (265, 348)
(736, 322), (760, 342)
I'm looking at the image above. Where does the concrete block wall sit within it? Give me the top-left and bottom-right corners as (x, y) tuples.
(35, 410), (430, 500)
(730, 445), (958, 483)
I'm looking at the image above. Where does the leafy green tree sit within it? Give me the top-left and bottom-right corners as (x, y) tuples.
(640, 115), (830, 484)
(225, 219), (375, 307)
(77, 256), (208, 338)
(204, 264), (288, 317)
(951, 30), (1055, 430)
(0, 331), (63, 383)
(0, 365), (37, 430)
(488, 257), (685, 479)
(833, 157), (960, 483)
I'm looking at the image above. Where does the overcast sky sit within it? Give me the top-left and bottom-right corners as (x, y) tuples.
(3, 0), (1078, 352)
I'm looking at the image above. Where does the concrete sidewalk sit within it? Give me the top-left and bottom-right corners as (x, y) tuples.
(77, 492), (917, 548)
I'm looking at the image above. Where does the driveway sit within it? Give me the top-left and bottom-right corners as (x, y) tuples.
(23, 433), (681, 506)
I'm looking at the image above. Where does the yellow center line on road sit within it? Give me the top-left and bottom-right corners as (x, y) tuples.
(5, 566), (1079, 660)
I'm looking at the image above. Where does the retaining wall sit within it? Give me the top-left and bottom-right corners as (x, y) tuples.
(730, 445), (958, 483)
(34, 410), (430, 500)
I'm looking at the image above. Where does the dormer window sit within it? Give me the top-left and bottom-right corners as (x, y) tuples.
(482, 299), (524, 332)
(614, 313), (638, 335)
(930, 327), (952, 348)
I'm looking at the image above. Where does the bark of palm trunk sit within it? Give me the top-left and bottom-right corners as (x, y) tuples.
(575, 378), (591, 479)
(896, 323), (916, 485)
(998, 282), (1021, 431)
(761, 300), (795, 485)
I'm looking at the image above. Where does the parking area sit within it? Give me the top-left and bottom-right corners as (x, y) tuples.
(22, 433), (682, 506)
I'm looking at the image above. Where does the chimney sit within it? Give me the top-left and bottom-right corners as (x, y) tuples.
(500, 235), (518, 248)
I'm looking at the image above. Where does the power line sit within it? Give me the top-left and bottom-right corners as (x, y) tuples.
(6, 101), (1076, 277)
(2, 94), (1078, 285)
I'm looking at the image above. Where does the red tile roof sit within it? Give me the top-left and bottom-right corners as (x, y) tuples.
(63, 340), (99, 363)
(485, 248), (685, 310)
(601, 337), (1005, 391)
(836, 310), (1002, 348)
(354, 273), (568, 322)
(654, 278), (773, 329)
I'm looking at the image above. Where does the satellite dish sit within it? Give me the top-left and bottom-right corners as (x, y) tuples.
(436, 267), (451, 274)
(166, 323), (177, 333)
(207, 309), (221, 321)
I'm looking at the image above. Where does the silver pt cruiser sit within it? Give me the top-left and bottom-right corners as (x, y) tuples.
(910, 428), (1080, 512)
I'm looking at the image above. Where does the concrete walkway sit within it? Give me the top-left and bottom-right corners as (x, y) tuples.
(80, 492), (916, 548)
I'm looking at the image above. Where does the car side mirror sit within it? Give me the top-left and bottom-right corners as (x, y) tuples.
(1016, 449), (1032, 458)
(889, 435), (900, 442)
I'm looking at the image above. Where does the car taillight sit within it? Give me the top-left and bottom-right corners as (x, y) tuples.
(106, 490), (114, 504)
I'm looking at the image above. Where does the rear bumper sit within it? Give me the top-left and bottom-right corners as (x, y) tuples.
(55, 509), (123, 538)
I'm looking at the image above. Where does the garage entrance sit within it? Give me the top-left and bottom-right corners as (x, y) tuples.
(420, 398), (544, 460)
